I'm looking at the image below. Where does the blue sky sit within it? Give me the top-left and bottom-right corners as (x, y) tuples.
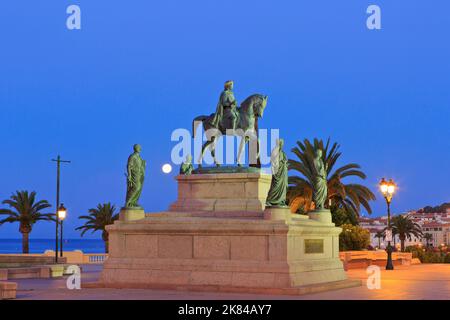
(0, 1), (449, 239)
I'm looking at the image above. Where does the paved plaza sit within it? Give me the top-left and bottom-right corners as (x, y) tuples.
(10, 264), (450, 300)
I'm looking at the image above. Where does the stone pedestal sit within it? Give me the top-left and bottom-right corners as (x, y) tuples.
(308, 209), (333, 225)
(169, 173), (272, 213)
(100, 212), (351, 292)
(119, 207), (145, 222)
(264, 206), (292, 222)
(98, 173), (358, 294)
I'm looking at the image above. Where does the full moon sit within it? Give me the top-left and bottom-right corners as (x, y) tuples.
(162, 164), (172, 174)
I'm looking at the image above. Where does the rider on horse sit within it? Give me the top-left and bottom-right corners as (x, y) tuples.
(211, 80), (238, 130)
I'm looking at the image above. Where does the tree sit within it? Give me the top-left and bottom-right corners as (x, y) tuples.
(288, 138), (376, 219)
(0, 191), (53, 253)
(423, 233), (433, 247)
(418, 203), (450, 213)
(76, 203), (119, 253)
(390, 215), (423, 252)
(374, 231), (385, 249)
(331, 206), (358, 226)
(339, 224), (370, 251)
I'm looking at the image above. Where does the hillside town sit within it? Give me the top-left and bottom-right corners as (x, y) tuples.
(360, 207), (450, 249)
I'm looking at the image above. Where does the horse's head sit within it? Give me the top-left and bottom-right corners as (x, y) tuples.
(255, 95), (268, 118)
(240, 94), (268, 119)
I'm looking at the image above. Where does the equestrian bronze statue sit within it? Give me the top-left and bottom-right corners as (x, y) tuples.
(192, 81), (268, 167)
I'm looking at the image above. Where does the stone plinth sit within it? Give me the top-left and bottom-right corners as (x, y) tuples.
(99, 173), (355, 294)
(170, 173), (272, 213)
(100, 213), (349, 291)
(264, 206), (294, 222)
(308, 209), (333, 225)
(119, 207), (145, 222)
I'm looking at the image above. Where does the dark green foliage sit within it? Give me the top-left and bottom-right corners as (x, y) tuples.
(390, 215), (423, 252)
(444, 253), (450, 263)
(331, 206), (358, 226)
(423, 233), (433, 247)
(0, 191), (53, 253)
(374, 231), (385, 248)
(405, 246), (450, 263)
(76, 202), (119, 253)
(418, 203), (450, 213)
(339, 224), (370, 251)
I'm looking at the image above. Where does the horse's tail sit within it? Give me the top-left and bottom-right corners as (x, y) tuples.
(192, 115), (209, 138)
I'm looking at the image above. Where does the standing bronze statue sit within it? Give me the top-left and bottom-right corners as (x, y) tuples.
(125, 144), (146, 208)
(312, 149), (328, 210)
(266, 139), (288, 207)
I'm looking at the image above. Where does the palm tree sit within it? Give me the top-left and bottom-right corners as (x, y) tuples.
(76, 203), (119, 253)
(374, 231), (385, 249)
(390, 215), (423, 252)
(288, 138), (376, 219)
(0, 191), (53, 253)
(423, 233), (433, 248)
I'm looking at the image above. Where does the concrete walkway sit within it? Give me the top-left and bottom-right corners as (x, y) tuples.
(11, 264), (450, 300)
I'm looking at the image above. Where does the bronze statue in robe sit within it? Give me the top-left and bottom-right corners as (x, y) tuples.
(180, 155), (194, 175)
(313, 149), (328, 210)
(266, 139), (288, 207)
(125, 144), (146, 208)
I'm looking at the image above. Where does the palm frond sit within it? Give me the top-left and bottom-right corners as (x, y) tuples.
(288, 138), (375, 218)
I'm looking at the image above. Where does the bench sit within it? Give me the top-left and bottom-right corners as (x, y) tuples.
(0, 282), (17, 300)
(5, 267), (50, 280)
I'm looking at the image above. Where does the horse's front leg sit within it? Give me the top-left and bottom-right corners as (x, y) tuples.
(210, 137), (221, 167)
(248, 131), (259, 166)
(236, 136), (246, 167)
(198, 140), (212, 168)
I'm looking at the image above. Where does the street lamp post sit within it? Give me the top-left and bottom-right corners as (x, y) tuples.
(379, 178), (396, 270)
(58, 204), (67, 258)
(51, 155), (71, 263)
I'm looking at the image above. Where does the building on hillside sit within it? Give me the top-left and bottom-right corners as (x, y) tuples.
(360, 210), (450, 249)
(421, 222), (450, 247)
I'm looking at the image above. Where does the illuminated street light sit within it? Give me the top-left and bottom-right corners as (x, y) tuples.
(57, 203), (67, 258)
(379, 178), (397, 270)
(57, 203), (67, 220)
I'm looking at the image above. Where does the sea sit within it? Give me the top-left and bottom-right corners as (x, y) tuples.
(0, 239), (105, 254)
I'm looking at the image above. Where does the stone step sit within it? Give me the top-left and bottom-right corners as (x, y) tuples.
(85, 279), (361, 296)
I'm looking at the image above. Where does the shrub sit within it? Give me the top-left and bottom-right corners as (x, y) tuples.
(405, 246), (423, 259)
(406, 245), (450, 263)
(444, 253), (450, 263)
(339, 224), (370, 251)
(422, 251), (443, 263)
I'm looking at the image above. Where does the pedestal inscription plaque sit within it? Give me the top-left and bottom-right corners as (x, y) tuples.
(305, 239), (324, 254)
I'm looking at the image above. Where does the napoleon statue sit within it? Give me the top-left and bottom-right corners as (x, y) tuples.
(193, 81), (268, 166)
(211, 80), (238, 131)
